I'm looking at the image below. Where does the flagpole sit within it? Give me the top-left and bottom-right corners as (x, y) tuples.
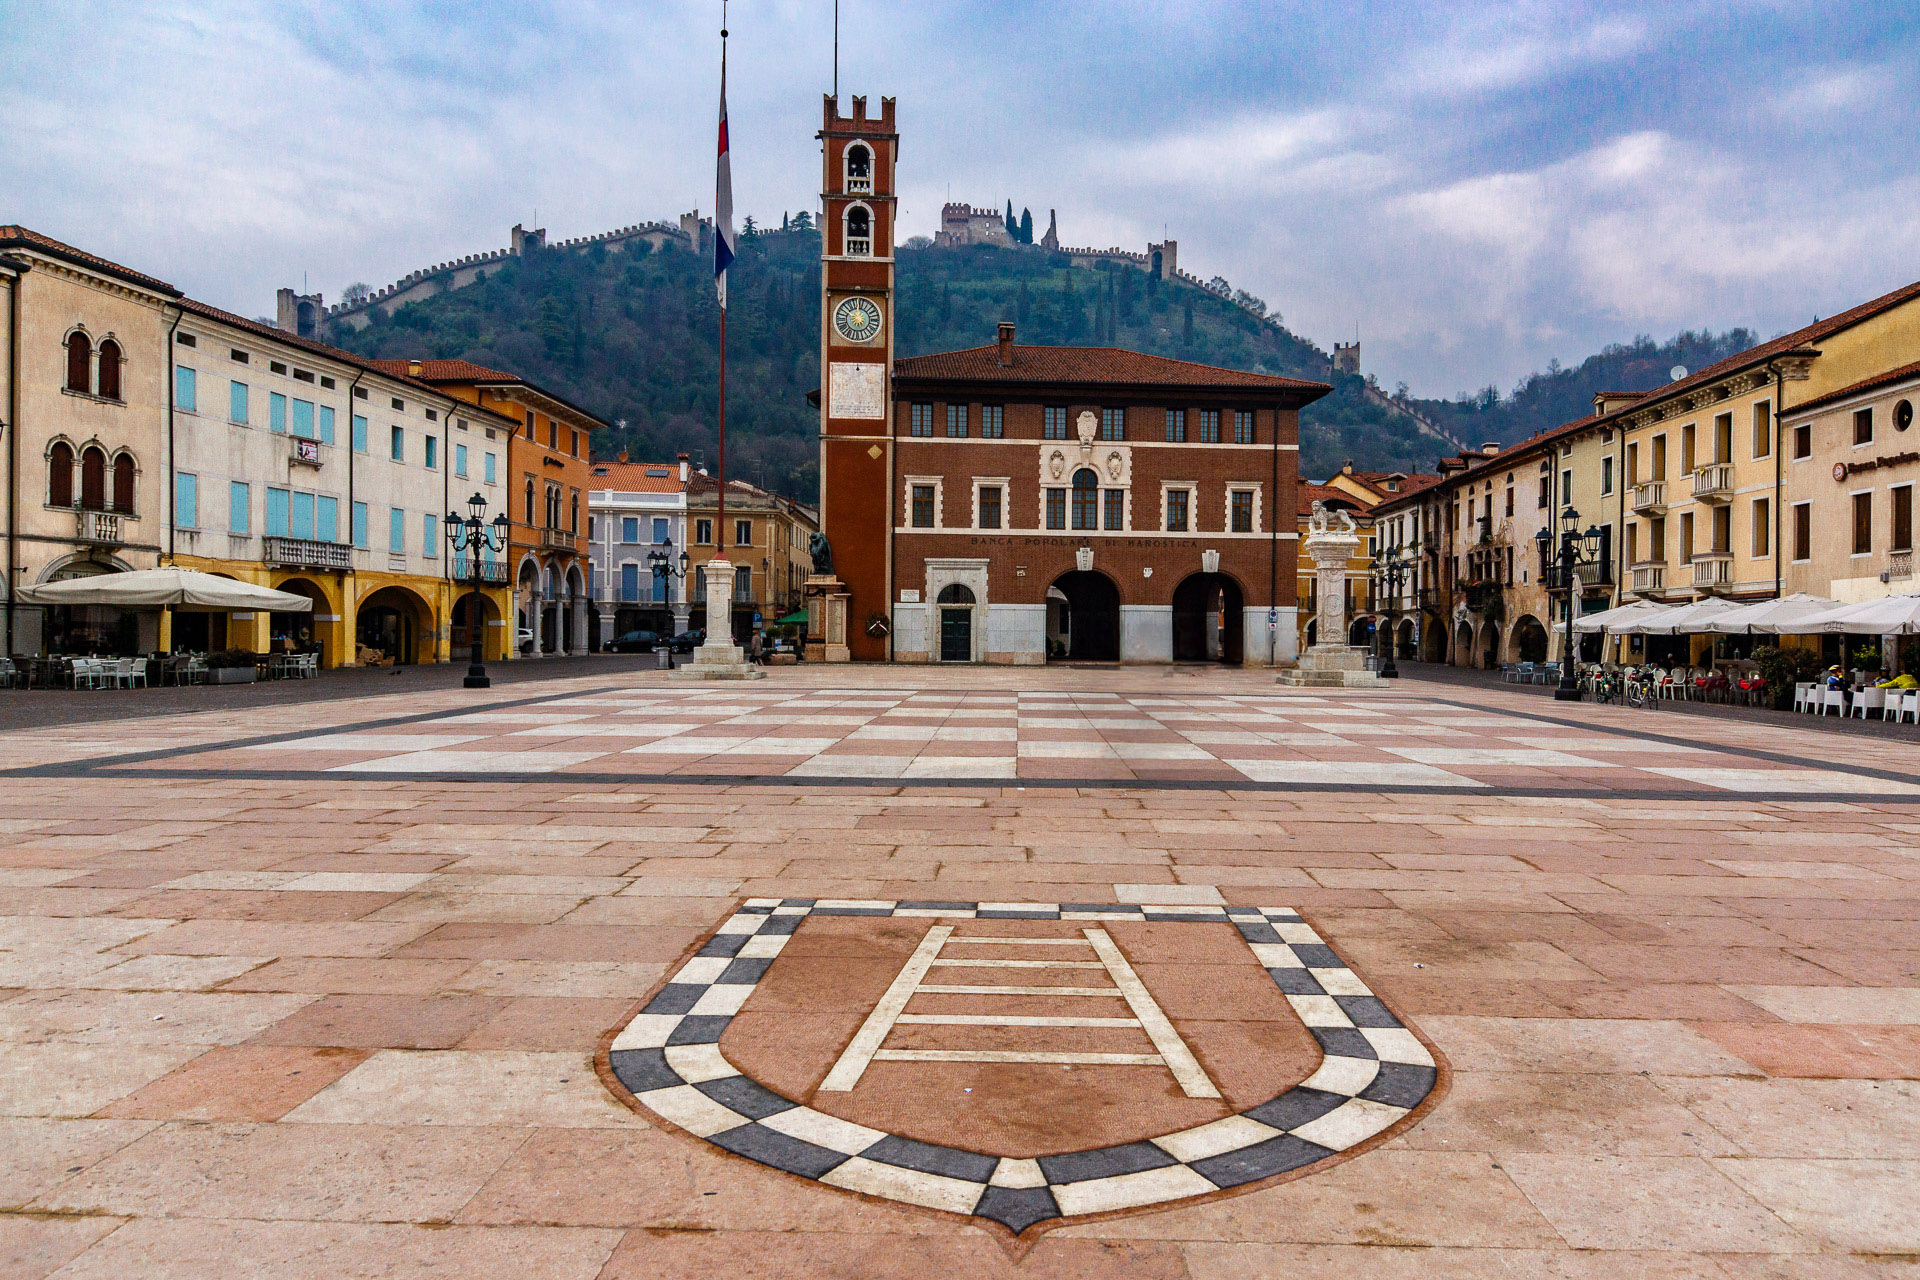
(716, 6), (729, 580)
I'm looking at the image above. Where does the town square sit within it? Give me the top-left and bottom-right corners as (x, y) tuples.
(4, 2), (1920, 1277)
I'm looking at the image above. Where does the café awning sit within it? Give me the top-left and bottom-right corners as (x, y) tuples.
(1617, 598), (1741, 635)
(1700, 593), (1841, 634)
(1791, 594), (1920, 636)
(1572, 601), (1669, 633)
(17, 568), (313, 611)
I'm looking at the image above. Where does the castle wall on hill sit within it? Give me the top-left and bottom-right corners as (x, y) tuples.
(299, 213), (711, 337)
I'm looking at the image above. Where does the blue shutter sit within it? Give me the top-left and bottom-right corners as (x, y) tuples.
(390, 507), (405, 553)
(391, 427), (404, 461)
(229, 481), (249, 534)
(289, 491), (315, 540)
(175, 367), (196, 412)
(292, 399), (315, 439)
(484, 452), (496, 483)
(351, 414), (367, 452)
(455, 444), (468, 476)
(352, 501), (368, 548)
(424, 513), (438, 557)
(266, 487), (290, 536)
(175, 472), (198, 527)
(229, 380), (248, 424)
(319, 406), (335, 445)
(425, 437), (438, 469)
(622, 563), (639, 600)
(315, 495), (338, 542)
(269, 393), (286, 432)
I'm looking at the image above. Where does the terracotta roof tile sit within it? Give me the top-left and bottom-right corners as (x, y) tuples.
(1297, 482), (1378, 517)
(1783, 359), (1920, 417)
(368, 358), (518, 383)
(0, 225), (180, 296)
(893, 344), (1330, 397)
(587, 460), (685, 494)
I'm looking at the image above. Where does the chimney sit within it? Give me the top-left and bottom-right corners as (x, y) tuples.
(997, 321), (1015, 366)
(1481, 441), (1501, 456)
(678, 452), (690, 483)
(1342, 461), (1353, 475)
(408, 359), (423, 377)
(618, 449), (629, 464)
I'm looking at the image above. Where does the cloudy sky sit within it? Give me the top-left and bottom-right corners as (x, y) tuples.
(6, 0), (1917, 396)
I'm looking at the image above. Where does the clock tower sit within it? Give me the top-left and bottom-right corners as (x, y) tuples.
(817, 94), (897, 661)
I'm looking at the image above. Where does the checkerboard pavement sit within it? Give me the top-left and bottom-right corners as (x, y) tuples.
(607, 899), (1437, 1233)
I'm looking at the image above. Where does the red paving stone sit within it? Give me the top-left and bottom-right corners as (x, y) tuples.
(1, 665), (1917, 1274)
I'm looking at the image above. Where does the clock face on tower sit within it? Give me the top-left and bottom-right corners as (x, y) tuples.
(833, 295), (884, 344)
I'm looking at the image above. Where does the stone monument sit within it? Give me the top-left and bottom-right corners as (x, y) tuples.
(803, 533), (850, 663)
(1277, 501), (1388, 688)
(675, 556), (765, 680)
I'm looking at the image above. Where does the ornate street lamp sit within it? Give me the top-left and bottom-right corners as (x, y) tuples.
(1534, 505), (1603, 702)
(1370, 542), (1406, 679)
(444, 492), (512, 689)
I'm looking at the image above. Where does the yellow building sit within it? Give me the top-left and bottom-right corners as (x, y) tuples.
(685, 474), (820, 641)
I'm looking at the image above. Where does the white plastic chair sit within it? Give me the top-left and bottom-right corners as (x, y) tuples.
(1820, 687), (1846, 716)
(1889, 688), (1918, 726)
(1853, 687), (1887, 720)
(1792, 682), (1814, 713)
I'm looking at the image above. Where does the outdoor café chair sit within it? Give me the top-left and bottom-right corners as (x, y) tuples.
(1853, 687), (1887, 720)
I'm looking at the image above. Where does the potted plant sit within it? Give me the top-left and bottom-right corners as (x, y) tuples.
(205, 649), (258, 684)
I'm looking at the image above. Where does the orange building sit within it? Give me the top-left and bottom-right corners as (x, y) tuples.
(371, 359), (604, 654)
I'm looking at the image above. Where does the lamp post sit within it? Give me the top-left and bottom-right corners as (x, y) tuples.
(1534, 506), (1602, 702)
(445, 492), (512, 689)
(1370, 542), (1406, 679)
(647, 537), (692, 655)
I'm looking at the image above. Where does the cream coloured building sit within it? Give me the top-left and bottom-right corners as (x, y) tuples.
(1781, 363), (1919, 605)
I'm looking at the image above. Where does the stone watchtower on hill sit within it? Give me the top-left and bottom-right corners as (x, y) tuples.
(1333, 340), (1360, 375)
(275, 288), (325, 339)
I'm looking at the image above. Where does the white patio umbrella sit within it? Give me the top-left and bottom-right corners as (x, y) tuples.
(1701, 593), (1840, 635)
(1627, 597), (1741, 635)
(1790, 594), (1920, 635)
(1572, 600), (1669, 633)
(18, 568), (313, 611)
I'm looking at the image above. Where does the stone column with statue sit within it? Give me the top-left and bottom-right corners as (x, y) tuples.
(1277, 501), (1388, 687)
(803, 531), (851, 663)
(677, 555), (765, 680)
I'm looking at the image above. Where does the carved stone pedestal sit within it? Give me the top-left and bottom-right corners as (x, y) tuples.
(1277, 501), (1388, 688)
(804, 575), (851, 664)
(675, 557), (765, 681)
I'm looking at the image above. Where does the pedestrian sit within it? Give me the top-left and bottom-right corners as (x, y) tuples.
(748, 631), (764, 665)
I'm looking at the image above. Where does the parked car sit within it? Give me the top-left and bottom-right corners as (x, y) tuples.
(668, 629), (704, 654)
(607, 630), (664, 653)
(516, 627), (534, 653)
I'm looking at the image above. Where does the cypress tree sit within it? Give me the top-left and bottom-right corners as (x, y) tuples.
(1019, 208), (1033, 244)
(1005, 200), (1017, 237)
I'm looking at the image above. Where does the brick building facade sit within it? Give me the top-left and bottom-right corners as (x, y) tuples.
(813, 95), (1327, 665)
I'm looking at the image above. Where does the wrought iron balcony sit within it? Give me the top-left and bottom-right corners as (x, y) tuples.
(1891, 550), (1915, 581)
(452, 557), (510, 584)
(1692, 463), (1734, 503)
(1630, 481), (1666, 514)
(263, 535), (352, 570)
(75, 509), (124, 545)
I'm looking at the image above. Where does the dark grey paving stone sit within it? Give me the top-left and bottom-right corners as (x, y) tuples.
(973, 1185), (1061, 1234)
(1235, 921), (1284, 944)
(978, 909), (1061, 919)
(642, 984), (707, 1015)
(609, 1047), (681, 1094)
(810, 907), (892, 916)
(778, 898), (818, 907)
(708, 1122), (849, 1179)
(896, 900), (976, 911)
(697, 932), (750, 958)
(1144, 910), (1228, 921)
(1360, 1062), (1437, 1109)
(695, 1075), (797, 1120)
(665, 1015), (732, 1046)
(1266, 966), (1325, 995)
(861, 1134), (998, 1183)
(1333, 994), (1399, 1028)
(1190, 1133), (1335, 1188)
(1037, 1140), (1177, 1185)
(1243, 1085), (1347, 1131)
(1311, 1027), (1379, 1061)
(1290, 943), (1342, 967)
(755, 914), (807, 933)
(717, 957), (773, 984)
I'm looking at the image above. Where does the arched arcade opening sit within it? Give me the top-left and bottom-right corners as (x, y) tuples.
(1172, 573), (1243, 663)
(1047, 571), (1119, 662)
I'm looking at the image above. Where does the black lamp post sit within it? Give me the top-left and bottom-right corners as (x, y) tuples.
(1371, 542), (1406, 679)
(647, 537), (692, 651)
(1534, 505), (1603, 702)
(445, 492), (512, 689)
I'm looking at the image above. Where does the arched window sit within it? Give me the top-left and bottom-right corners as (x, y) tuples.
(48, 442), (74, 507)
(1071, 468), (1099, 530)
(937, 584), (974, 605)
(96, 339), (121, 400)
(845, 142), (872, 193)
(845, 204), (872, 257)
(112, 453), (136, 514)
(570, 492), (579, 534)
(80, 446), (107, 511)
(524, 479), (536, 525)
(66, 332), (91, 394)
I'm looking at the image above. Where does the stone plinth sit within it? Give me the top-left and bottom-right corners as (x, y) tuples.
(675, 557), (764, 681)
(1275, 644), (1389, 688)
(804, 575), (851, 664)
(1279, 508), (1386, 686)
